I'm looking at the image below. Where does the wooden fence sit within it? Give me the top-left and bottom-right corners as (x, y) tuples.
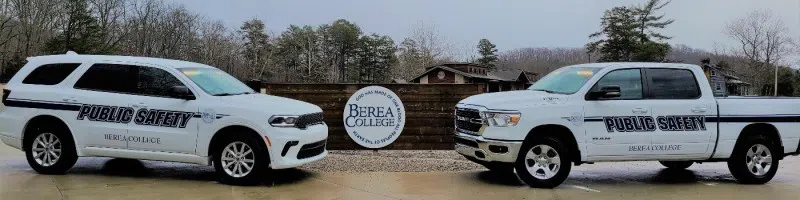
(263, 84), (486, 150)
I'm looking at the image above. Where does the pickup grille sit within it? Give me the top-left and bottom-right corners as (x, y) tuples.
(455, 108), (483, 135)
(295, 112), (324, 129)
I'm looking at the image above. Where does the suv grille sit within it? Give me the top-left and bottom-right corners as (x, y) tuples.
(295, 112), (324, 129)
(297, 139), (326, 159)
(455, 108), (483, 135)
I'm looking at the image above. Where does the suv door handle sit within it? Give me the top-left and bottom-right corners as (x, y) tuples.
(632, 108), (648, 114)
(692, 107), (707, 113)
(62, 97), (77, 103)
(132, 103), (147, 109)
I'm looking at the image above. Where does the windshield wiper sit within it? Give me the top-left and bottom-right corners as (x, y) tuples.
(213, 92), (253, 96)
(531, 89), (556, 94)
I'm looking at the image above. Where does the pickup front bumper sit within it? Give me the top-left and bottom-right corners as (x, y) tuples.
(454, 132), (522, 163)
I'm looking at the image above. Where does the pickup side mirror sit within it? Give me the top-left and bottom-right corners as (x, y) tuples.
(171, 86), (195, 100)
(588, 85), (621, 100)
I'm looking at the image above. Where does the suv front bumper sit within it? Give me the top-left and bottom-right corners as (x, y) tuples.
(454, 132), (522, 163)
(266, 124), (328, 169)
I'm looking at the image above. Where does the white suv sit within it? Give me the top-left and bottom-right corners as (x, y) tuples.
(0, 52), (328, 185)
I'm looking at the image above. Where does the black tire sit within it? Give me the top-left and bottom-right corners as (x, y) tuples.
(659, 161), (693, 169)
(727, 135), (780, 184)
(514, 136), (572, 188)
(24, 123), (78, 175)
(212, 133), (271, 186)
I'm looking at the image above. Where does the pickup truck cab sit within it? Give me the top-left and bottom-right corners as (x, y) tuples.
(454, 62), (799, 188)
(0, 53), (328, 185)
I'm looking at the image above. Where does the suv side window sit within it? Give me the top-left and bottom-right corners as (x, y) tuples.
(590, 69), (643, 100)
(137, 66), (187, 97)
(645, 68), (700, 99)
(22, 63), (81, 85)
(74, 64), (137, 93)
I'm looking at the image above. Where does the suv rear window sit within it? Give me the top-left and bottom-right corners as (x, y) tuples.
(645, 68), (701, 99)
(22, 63), (81, 85)
(74, 64), (137, 93)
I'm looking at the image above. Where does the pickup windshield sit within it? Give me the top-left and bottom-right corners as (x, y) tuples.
(177, 67), (255, 96)
(527, 67), (602, 94)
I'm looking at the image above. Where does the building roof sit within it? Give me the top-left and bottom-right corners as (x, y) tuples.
(412, 63), (536, 83)
(487, 69), (535, 83)
(27, 52), (216, 69)
(703, 64), (743, 80)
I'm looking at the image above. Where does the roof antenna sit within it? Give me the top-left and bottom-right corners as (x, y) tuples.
(65, 51), (78, 55)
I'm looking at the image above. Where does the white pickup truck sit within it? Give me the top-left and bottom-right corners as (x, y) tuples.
(0, 53), (328, 185)
(454, 62), (800, 188)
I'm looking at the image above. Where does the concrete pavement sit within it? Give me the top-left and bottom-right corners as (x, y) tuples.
(2, 142), (800, 200)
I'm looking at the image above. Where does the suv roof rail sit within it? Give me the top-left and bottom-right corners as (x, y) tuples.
(65, 51), (78, 55)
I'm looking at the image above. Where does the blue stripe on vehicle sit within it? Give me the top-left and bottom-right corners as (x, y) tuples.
(3, 99), (81, 111)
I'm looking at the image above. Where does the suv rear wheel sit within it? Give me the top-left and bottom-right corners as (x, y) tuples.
(25, 124), (78, 174)
(212, 134), (270, 185)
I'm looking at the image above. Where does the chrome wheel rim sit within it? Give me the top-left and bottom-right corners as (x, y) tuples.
(525, 144), (561, 180)
(746, 144), (772, 176)
(32, 133), (61, 167)
(221, 142), (255, 178)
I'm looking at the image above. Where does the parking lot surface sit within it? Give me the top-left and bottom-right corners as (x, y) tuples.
(2, 143), (800, 200)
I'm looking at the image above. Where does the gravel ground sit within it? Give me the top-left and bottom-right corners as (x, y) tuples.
(298, 150), (485, 172)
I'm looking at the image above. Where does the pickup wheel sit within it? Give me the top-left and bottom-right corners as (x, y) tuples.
(659, 161), (693, 169)
(212, 134), (270, 186)
(727, 135), (779, 184)
(24, 124), (78, 175)
(514, 136), (571, 188)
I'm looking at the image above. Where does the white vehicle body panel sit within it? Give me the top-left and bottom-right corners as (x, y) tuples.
(0, 54), (328, 169)
(454, 62), (800, 164)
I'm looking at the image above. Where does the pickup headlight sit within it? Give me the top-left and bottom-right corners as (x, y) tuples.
(481, 111), (521, 127)
(269, 115), (300, 127)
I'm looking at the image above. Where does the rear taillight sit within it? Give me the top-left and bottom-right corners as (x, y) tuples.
(2, 89), (9, 104)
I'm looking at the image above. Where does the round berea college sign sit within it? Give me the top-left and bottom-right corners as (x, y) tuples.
(343, 86), (405, 148)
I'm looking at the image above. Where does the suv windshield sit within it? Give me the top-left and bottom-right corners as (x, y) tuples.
(528, 66), (602, 94)
(177, 67), (254, 96)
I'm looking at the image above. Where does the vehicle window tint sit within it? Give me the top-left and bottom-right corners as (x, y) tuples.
(74, 64), (137, 93)
(22, 63), (81, 85)
(646, 68), (700, 99)
(590, 69), (643, 100)
(137, 66), (186, 97)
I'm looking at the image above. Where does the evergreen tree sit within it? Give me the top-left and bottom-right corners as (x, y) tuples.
(43, 0), (106, 54)
(239, 19), (271, 81)
(353, 34), (396, 83)
(476, 39), (498, 68)
(587, 0), (673, 62)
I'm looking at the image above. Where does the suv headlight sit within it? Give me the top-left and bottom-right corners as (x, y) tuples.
(269, 115), (300, 127)
(481, 111), (521, 127)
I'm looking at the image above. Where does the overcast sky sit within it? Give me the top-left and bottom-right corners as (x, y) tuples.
(170, 0), (799, 66)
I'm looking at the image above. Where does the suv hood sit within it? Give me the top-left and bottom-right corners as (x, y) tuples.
(214, 94), (322, 115)
(458, 90), (570, 110)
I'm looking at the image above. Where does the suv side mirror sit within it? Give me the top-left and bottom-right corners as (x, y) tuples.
(588, 85), (621, 100)
(171, 86), (195, 100)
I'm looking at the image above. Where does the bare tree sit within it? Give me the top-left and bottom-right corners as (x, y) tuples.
(725, 10), (794, 96)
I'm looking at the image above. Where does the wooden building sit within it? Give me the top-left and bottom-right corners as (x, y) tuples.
(410, 63), (537, 92)
(701, 60), (750, 96)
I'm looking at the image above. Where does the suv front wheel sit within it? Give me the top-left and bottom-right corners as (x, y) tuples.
(212, 134), (271, 185)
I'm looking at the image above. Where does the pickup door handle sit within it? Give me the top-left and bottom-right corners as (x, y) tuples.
(632, 108), (648, 114)
(132, 103), (147, 109)
(692, 107), (707, 113)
